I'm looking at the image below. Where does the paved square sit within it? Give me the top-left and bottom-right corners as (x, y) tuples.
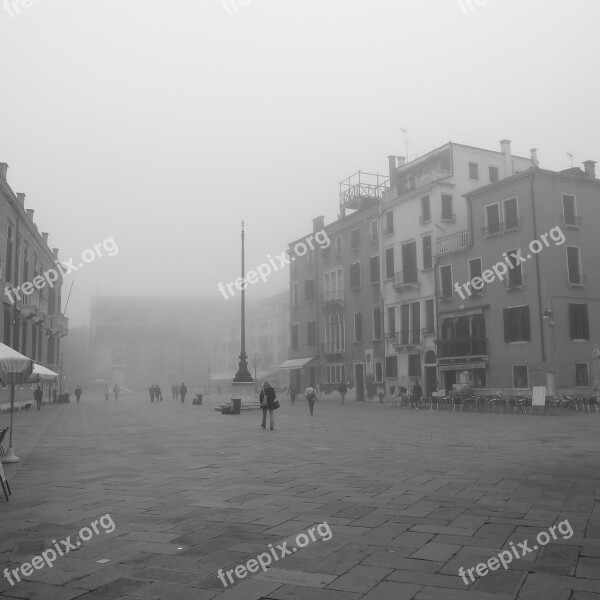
(1, 395), (599, 599)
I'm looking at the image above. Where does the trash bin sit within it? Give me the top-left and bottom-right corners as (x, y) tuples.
(231, 397), (241, 414)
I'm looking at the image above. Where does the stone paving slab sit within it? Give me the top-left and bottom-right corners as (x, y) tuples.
(1, 395), (599, 599)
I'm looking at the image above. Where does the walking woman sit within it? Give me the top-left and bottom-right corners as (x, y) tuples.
(287, 383), (296, 406)
(259, 380), (277, 430)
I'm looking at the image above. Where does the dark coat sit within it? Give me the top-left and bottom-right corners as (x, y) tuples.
(260, 387), (277, 410)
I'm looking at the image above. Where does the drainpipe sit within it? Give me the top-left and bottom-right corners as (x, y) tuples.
(530, 171), (546, 363)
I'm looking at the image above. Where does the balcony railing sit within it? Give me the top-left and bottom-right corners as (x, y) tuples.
(421, 326), (436, 337)
(441, 212), (456, 223)
(393, 330), (421, 348)
(321, 342), (345, 355)
(567, 273), (587, 287)
(419, 214), (431, 225)
(437, 230), (471, 256)
(392, 272), (420, 292)
(320, 290), (344, 307)
(562, 214), (582, 228)
(481, 217), (522, 237)
(436, 337), (487, 358)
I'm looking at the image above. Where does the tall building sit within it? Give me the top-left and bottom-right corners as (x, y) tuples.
(0, 162), (68, 401)
(436, 160), (600, 395)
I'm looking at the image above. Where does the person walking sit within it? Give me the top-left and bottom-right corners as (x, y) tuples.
(338, 381), (348, 405)
(287, 383), (296, 406)
(104, 384), (110, 401)
(149, 385), (155, 403)
(259, 380), (277, 430)
(304, 383), (317, 416)
(180, 382), (187, 404)
(113, 383), (120, 401)
(74, 385), (82, 403)
(34, 385), (43, 410)
(412, 380), (423, 409)
(155, 385), (163, 402)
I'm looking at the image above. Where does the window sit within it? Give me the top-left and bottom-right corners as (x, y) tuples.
(349, 262), (361, 289)
(305, 279), (315, 302)
(31, 324), (37, 360)
(387, 306), (395, 337)
(489, 166), (499, 183)
(408, 354), (421, 377)
(324, 313), (345, 352)
(575, 363), (589, 387)
(370, 255), (380, 284)
(503, 198), (519, 230)
(370, 219), (378, 242)
(324, 268), (343, 294)
(21, 321), (27, 355)
(293, 283), (300, 306)
(385, 211), (394, 235)
(292, 254), (298, 275)
(569, 303), (589, 340)
(567, 246), (583, 285)
(23, 246), (29, 283)
(351, 228), (360, 250)
(402, 241), (418, 283)
(513, 365), (529, 389)
(354, 312), (362, 343)
(373, 307), (382, 340)
(506, 249), (523, 288)
(3, 304), (11, 346)
(503, 306), (531, 342)
(47, 335), (54, 364)
(469, 162), (479, 180)
(400, 304), (410, 344)
(440, 265), (453, 299)
(421, 195), (431, 222)
(307, 249), (314, 267)
(469, 258), (482, 293)
(5, 226), (12, 283)
(411, 302), (420, 343)
(37, 324), (42, 359)
(385, 247), (394, 279)
(486, 203), (500, 235)
(307, 321), (316, 347)
(385, 355), (397, 378)
(291, 324), (299, 348)
(563, 194), (578, 226)
(422, 235), (432, 270)
(441, 194), (454, 221)
(375, 362), (383, 383)
(322, 244), (331, 260)
(425, 299), (435, 334)
(334, 236), (342, 257)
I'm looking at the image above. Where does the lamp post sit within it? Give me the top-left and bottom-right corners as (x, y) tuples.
(233, 221), (253, 384)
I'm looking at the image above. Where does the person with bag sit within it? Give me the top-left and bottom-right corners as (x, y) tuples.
(304, 383), (317, 416)
(34, 385), (43, 410)
(259, 380), (279, 430)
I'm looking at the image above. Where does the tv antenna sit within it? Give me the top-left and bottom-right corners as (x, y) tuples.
(567, 152), (574, 168)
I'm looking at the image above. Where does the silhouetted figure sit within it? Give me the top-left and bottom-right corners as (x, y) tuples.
(149, 385), (155, 403)
(34, 385), (43, 410)
(180, 383), (187, 403)
(74, 385), (82, 403)
(305, 384), (317, 416)
(113, 383), (120, 401)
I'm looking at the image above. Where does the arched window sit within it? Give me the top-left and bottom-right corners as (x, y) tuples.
(23, 246), (29, 282)
(5, 226), (12, 282)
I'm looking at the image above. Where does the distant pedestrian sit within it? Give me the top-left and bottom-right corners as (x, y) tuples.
(74, 385), (82, 403)
(156, 385), (163, 402)
(259, 380), (277, 430)
(113, 383), (120, 401)
(180, 383), (187, 403)
(149, 385), (155, 403)
(338, 381), (348, 405)
(104, 384), (109, 401)
(287, 383), (296, 405)
(304, 384), (317, 416)
(412, 380), (423, 409)
(34, 385), (43, 410)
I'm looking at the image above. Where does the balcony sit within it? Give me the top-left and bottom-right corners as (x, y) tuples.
(50, 313), (69, 337)
(419, 214), (431, 225)
(437, 230), (470, 256)
(321, 342), (345, 356)
(436, 337), (487, 359)
(392, 272), (420, 293)
(441, 212), (456, 223)
(392, 330), (421, 349)
(421, 326), (436, 337)
(340, 171), (388, 211)
(567, 273), (587, 288)
(481, 217), (522, 237)
(562, 214), (582, 228)
(320, 290), (344, 309)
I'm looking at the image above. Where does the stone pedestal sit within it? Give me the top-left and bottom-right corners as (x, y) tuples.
(231, 381), (258, 407)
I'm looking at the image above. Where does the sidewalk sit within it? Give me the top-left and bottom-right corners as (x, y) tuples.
(0, 393), (599, 600)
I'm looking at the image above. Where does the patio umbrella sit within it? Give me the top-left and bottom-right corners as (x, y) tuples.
(0, 343), (34, 463)
(27, 364), (58, 383)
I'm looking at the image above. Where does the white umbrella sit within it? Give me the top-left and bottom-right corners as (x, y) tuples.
(27, 364), (58, 383)
(0, 343), (34, 463)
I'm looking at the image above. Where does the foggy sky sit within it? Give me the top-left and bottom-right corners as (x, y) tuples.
(1, 0), (598, 327)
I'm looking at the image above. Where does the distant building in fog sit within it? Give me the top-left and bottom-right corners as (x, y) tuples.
(90, 297), (234, 390)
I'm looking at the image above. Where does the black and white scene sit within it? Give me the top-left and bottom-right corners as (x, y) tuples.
(1, 1), (600, 599)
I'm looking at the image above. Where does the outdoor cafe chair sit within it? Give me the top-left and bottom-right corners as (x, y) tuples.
(587, 397), (599, 413)
(0, 427), (9, 457)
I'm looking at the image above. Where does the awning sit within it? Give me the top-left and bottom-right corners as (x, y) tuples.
(27, 364), (59, 383)
(438, 307), (484, 319)
(438, 362), (487, 371)
(277, 357), (315, 369)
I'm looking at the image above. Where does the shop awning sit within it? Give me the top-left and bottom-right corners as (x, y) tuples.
(277, 357), (315, 369)
(438, 362), (487, 371)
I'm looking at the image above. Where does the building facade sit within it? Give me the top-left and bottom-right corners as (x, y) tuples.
(0, 162), (68, 400)
(436, 161), (600, 395)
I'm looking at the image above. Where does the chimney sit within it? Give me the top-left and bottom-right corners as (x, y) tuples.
(17, 192), (25, 207)
(312, 215), (325, 233)
(41, 232), (49, 244)
(500, 139), (512, 177)
(26, 209), (34, 222)
(530, 148), (539, 167)
(397, 156), (406, 166)
(52, 248), (59, 259)
(583, 160), (596, 179)
(388, 155), (396, 185)
(0, 163), (7, 181)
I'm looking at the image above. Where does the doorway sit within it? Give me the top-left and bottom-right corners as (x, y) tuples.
(355, 364), (365, 401)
